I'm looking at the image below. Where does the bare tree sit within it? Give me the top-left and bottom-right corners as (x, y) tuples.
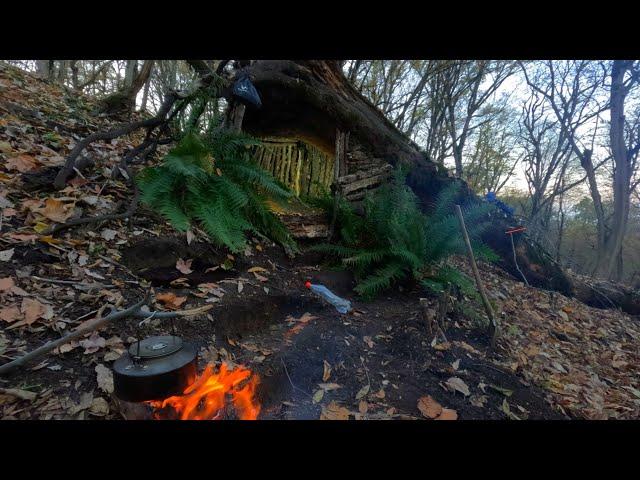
(446, 60), (515, 177)
(520, 60), (639, 280)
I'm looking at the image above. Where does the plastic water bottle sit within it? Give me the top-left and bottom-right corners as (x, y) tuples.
(305, 281), (352, 314)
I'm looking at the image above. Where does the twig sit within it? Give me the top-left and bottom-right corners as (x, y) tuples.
(0, 299), (213, 375)
(0, 298), (145, 375)
(509, 232), (530, 286)
(455, 204), (499, 348)
(280, 357), (313, 399)
(31, 276), (113, 291)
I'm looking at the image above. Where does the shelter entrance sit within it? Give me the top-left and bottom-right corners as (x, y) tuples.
(252, 137), (334, 198)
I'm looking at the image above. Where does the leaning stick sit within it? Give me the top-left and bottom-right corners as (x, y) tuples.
(0, 300), (214, 375)
(454, 205), (499, 348)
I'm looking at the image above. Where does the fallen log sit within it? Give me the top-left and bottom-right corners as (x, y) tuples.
(240, 60), (640, 315)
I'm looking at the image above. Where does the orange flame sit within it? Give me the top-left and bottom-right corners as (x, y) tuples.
(150, 363), (260, 420)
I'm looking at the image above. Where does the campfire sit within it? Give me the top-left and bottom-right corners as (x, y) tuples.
(148, 363), (261, 420)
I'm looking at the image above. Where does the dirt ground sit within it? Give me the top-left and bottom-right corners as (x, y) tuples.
(0, 231), (564, 420)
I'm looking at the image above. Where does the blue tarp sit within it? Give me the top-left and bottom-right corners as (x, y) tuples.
(485, 191), (515, 216)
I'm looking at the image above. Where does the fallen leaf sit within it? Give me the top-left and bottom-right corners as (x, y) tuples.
(21, 297), (48, 325)
(237, 281), (244, 293)
(0, 141), (12, 153)
(89, 397), (110, 417)
(69, 392), (94, 415)
(451, 359), (460, 370)
(435, 408), (458, 420)
(186, 229), (195, 245)
(312, 389), (325, 404)
(417, 395), (443, 419)
(363, 336), (374, 348)
(488, 384), (513, 397)
(359, 400), (369, 414)
(79, 332), (106, 354)
(356, 384), (370, 400)
(0, 277), (15, 292)
(320, 401), (350, 420)
(38, 198), (74, 223)
(6, 154), (38, 172)
(101, 229), (118, 241)
(433, 342), (451, 351)
(446, 377), (471, 396)
(0, 248), (15, 262)
(470, 394), (488, 407)
(318, 383), (342, 391)
(501, 398), (520, 420)
(247, 266), (268, 273)
(176, 258), (193, 275)
(103, 350), (122, 362)
(322, 360), (332, 382)
(156, 292), (187, 310)
(95, 364), (114, 394)
(0, 305), (22, 323)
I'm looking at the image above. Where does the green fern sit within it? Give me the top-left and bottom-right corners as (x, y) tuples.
(311, 167), (496, 298)
(137, 131), (296, 253)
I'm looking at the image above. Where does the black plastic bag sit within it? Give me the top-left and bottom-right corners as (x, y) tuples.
(232, 74), (262, 108)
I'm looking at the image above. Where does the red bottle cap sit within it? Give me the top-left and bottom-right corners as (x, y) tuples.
(304, 281), (311, 289)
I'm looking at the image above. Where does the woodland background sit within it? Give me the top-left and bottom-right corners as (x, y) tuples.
(4, 59), (639, 286)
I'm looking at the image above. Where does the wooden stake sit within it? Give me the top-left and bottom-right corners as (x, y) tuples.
(454, 204), (499, 347)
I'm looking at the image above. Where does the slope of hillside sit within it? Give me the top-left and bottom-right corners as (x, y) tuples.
(1, 64), (639, 420)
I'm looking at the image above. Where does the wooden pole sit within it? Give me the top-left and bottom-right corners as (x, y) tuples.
(454, 204), (499, 347)
(329, 129), (344, 241)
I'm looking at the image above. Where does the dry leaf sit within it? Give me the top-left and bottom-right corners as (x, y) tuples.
(237, 281), (244, 293)
(69, 392), (94, 415)
(363, 336), (374, 348)
(320, 401), (350, 420)
(359, 400), (369, 414)
(0, 248), (14, 262)
(417, 395), (443, 419)
(356, 384), (370, 400)
(6, 154), (38, 172)
(446, 377), (471, 396)
(0, 305), (22, 323)
(318, 383), (341, 391)
(435, 408), (458, 420)
(176, 258), (193, 275)
(433, 342), (451, 351)
(0, 277), (15, 292)
(156, 292), (187, 310)
(248, 266), (268, 273)
(95, 364), (114, 394)
(89, 397), (110, 417)
(21, 297), (47, 325)
(38, 198), (74, 223)
(101, 229), (117, 241)
(312, 389), (324, 404)
(322, 360), (332, 382)
(103, 350), (122, 362)
(186, 229), (195, 245)
(79, 332), (106, 354)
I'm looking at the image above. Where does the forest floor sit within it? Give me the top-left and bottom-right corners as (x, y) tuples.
(1, 63), (640, 421)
